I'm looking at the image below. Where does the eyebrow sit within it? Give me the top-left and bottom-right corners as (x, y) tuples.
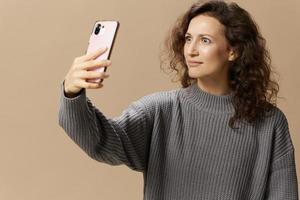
(185, 32), (215, 39)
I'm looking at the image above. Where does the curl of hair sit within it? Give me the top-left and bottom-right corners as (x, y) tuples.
(159, 0), (281, 129)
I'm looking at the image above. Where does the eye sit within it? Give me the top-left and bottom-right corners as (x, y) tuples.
(201, 38), (211, 44)
(184, 36), (191, 42)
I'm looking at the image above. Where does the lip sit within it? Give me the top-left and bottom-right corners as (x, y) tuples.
(187, 60), (203, 66)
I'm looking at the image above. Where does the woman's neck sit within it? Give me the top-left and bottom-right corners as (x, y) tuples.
(197, 78), (231, 96)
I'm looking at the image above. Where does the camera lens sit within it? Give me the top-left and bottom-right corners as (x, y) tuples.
(94, 24), (101, 35)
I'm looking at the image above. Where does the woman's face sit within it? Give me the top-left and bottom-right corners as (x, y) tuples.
(183, 14), (236, 82)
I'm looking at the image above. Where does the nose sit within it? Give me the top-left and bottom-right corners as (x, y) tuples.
(187, 41), (199, 56)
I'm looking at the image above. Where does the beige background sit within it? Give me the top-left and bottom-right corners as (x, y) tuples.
(0, 0), (299, 199)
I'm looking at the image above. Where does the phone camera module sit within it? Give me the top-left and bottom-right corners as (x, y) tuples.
(94, 24), (101, 35)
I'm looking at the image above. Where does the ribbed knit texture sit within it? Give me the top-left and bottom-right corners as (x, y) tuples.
(58, 80), (299, 200)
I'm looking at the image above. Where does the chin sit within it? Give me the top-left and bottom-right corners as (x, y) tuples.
(188, 69), (209, 79)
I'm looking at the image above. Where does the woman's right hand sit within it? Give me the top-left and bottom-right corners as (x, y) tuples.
(64, 47), (112, 96)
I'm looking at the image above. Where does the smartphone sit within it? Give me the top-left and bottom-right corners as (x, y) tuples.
(85, 20), (119, 83)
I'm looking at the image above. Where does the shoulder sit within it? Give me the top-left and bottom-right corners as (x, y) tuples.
(134, 87), (180, 108)
(267, 105), (289, 127)
(267, 105), (292, 146)
(129, 87), (181, 117)
(273, 107), (290, 138)
(266, 106), (295, 162)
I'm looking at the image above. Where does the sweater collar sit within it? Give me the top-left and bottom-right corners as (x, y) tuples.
(182, 82), (235, 114)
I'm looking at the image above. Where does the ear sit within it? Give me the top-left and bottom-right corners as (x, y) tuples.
(228, 46), (238, 61)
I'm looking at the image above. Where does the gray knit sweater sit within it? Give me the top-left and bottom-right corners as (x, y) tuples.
(58, 80), (298, 200)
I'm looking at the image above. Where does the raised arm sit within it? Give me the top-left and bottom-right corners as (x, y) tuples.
(58, 80), (155, 172)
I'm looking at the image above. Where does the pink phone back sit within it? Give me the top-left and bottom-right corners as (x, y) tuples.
(86, 20), (118, 83)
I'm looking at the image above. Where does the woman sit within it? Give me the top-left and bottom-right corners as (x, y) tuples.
(59, 0), (299, 199)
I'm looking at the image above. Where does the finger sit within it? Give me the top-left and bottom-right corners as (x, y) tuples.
(79, 59), (112, 70)
(78, 79), (104, 89)
(75, 47), (108, 63)
(76, 70), (110, 79)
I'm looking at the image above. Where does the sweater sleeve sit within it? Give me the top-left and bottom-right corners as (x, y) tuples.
(264, 109), (299, 199)
(58, 80), (155, 172)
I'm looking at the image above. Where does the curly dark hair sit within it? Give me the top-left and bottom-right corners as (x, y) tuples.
(159, 0), (281, 129)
